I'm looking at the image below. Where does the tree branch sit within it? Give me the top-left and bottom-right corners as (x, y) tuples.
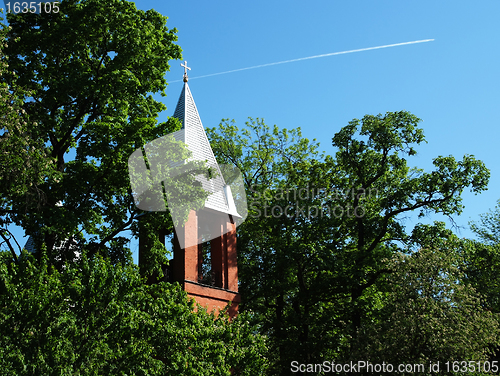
(0, 229), (19, 262)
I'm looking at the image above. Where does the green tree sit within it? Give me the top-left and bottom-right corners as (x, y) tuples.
(463, 203), (500, 315)
(1, 0), (202, 272)
(460, 240), (500, 316)
(207, 112), (490, 374)
(350, 222), (499, 375)
(470, 199), (500, 246)
(0, 12), (54, 262)
(461, 203), (500, 365)
(0, 251), (268, 375)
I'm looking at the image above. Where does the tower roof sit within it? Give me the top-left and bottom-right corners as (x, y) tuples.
(170, 68), (239, 217)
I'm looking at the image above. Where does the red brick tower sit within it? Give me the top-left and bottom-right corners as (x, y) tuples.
(170, 209), (240, 317)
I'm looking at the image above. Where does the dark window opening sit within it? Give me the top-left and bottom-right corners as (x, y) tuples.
(198, 239), (215, 286)
(158, 229), (174, 283)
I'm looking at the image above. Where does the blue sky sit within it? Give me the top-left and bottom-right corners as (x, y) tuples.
(136, 0), (500, 243)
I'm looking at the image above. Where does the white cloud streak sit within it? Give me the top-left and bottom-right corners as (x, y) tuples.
(169, 39), (434, 83)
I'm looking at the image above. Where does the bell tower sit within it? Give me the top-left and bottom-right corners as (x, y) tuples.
(139, 61), (241, 318)
(170, 209), (240, 318)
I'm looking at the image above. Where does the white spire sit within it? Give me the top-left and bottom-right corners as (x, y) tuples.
(171, 70), (240, 217)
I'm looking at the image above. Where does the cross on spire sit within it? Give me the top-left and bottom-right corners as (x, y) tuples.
(181, 61), (191, 82)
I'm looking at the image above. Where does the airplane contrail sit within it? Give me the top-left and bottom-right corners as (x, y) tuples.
(169, 39), (434, 83)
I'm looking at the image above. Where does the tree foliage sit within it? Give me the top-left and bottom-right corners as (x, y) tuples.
(0, 0), (188, 270)
(0, 12), (53, 262)
(207, 113), (492, 374)
(470, 199), (500, 246)
(0, 251), (268, 375)
(350, 222), (499, 372)
(460, 204), (500, 362)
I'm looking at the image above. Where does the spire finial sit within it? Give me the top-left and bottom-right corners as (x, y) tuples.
(181, 61), (191, 82)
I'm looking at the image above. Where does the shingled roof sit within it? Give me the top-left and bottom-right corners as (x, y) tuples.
(170, 77), (239, 217)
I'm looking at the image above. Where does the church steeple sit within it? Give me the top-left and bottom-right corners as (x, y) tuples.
(161, 62), (241, 318)
(170, 62), (239, 218)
